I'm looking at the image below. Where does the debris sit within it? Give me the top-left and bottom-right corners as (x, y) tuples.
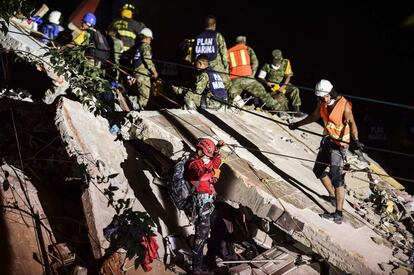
(253, 229), (273, 250)
(251, 246), (295, 275)
(378, 262), (394, 273)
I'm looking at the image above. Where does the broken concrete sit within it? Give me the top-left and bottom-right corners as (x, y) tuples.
(55, 98), (191, 261)
(0, 21), (70, 103)
(119, 108), (401, 274)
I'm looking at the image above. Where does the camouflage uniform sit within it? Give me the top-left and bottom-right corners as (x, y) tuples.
(259, 50), (301, 111)
(133, 42), (155, 109)
(174, 70), (225, 110)
(195, 31), (232, 90)
(229, 47), (287, 110)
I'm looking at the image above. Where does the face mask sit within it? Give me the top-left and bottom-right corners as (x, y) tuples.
(202, 156), (211, 164)
(327, 98), (336, 106)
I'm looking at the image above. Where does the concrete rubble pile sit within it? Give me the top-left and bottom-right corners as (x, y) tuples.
(2, 19), (414, 275)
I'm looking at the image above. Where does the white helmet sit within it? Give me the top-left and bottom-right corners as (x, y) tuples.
(48, 11), (62, 25)
(315, 79), (333, 97)
(140, 27), (153, 39)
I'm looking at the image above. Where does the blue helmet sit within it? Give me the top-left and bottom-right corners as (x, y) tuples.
(82, 12), (96, 26)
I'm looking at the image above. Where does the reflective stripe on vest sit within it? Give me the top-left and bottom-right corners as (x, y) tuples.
(228, 44), (252, 79)
(320, 96), (351, 147)
(118, 29), (136, 39)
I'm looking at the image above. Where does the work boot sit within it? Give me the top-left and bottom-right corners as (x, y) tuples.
(320, 212), (343, 224)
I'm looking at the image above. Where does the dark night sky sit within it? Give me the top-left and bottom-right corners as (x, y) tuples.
(42, 0), (414, 186)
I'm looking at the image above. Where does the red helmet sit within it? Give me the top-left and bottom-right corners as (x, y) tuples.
(196, 138), (215, 157)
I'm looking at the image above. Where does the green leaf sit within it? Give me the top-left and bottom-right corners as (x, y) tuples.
(108, 173), (119, 179)
(108, 185), (119, 191)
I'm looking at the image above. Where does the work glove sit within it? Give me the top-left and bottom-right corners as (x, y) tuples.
(288, 122), (299, 130)
(171, 86), (182, 95)
(352, 140), (364, 151)
(216, 139), (225, 148)
(213, 168), (221, 179)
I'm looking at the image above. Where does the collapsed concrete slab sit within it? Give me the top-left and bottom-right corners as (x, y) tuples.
(55, 98), (190, 266)
(0, 20), (70, 103)
(121, 108), (401, 274)
(0, 163), (54, 275)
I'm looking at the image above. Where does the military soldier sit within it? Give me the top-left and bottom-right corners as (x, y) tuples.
(258, 49), (302, 114)
(109, 3), (146, 52)
(194, 15), (231, 90)
(172, 54), (228, 110)
(228, 36), (287, 110)
(130, 27), (158, 110)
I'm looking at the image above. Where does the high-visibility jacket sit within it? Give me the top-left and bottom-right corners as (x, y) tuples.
(228, 44), (252, 79)
(320, 96), (351, 147)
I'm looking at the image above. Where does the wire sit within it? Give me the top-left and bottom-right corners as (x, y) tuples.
(3, 29), (413, 178)
(10, 108), (35, 213)
(3, 28), (414, 111)
(161, 109), (414, 183)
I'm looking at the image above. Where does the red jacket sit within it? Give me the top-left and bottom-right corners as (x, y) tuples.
(185, 153), (222, 194)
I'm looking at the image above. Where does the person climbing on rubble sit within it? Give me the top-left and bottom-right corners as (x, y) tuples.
(258, 49), (303, 117)
(41, 10), (64, 46)
(185, 138), (224, 274)
(227, 36), (286, 111)
(172, 54), (228, 110)
(128, 27), (158, 110)
(194, 15), (231, 90)
(289, 79), (364, 224)
(68, 12), (110, 67)
(109, 3), (146, 52)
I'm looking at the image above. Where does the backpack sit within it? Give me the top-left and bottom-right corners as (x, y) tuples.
(86, 29), (111, 61)
(167, 158), (199, 211)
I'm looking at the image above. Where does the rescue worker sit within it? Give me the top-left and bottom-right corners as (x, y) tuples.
(106, 29), (124, 81)
(185, 138), (224, 274)
(109, 3), (146, 52)
(194, 15), (231, 89)
(41, 10), (64, 46)
(227, 36), (287, 110)
(130, 27), (158, 110)
(69, 13), (109, 67)
(258, 49), (302, 115)
(172, 54), (228, 110)
(289, 79), (364, 224)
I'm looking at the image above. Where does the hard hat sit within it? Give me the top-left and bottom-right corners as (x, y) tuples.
(140, 27), (153, 39)
(315, 79), (333, 96)
(121, 9), (133, 19)
(196, 138), (216, 157)
(272, 49), (283, 60)
(82, 12), (96, 27)
(236, 35), (246, 43)
(48, 11), (61, 25)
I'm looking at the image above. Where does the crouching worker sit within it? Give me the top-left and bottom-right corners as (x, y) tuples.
(185, 138), (224, 274)
(172, 54), (228, 110)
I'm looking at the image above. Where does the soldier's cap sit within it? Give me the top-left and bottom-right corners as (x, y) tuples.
(272, 49), (283, 60)
(236, 36), (246, 43)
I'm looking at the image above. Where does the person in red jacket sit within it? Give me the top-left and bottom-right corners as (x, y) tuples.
(185, 138), (224, 274)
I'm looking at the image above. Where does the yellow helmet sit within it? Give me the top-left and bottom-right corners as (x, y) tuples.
(121, 9), (133, 19)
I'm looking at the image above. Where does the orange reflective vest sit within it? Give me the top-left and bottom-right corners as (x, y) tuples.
(228, 44), (252, 79)
(320, 96), (351, 147)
